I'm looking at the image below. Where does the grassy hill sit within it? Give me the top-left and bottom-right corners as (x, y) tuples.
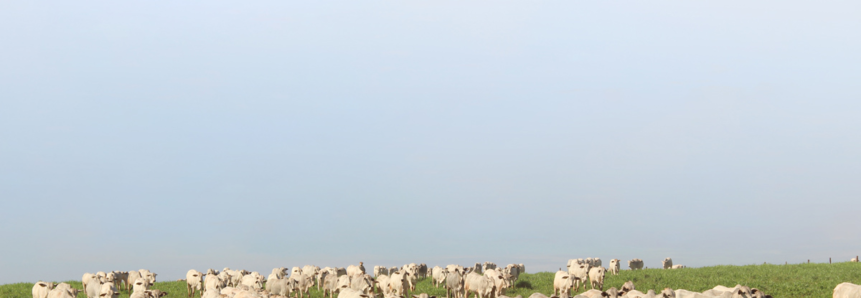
(5, 262), (861, 298)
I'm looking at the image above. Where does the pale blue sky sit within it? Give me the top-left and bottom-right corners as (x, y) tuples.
(1, 1), (860, 284)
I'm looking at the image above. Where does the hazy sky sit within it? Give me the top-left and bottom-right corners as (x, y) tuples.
(1, 1), (860, 284)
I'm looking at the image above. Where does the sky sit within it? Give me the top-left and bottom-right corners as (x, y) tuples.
(1, 0), (860, 284)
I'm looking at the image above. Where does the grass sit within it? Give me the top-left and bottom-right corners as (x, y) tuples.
(5, 262), (861, 298)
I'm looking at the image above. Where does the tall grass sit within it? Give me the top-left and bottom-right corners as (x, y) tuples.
(4, 262), (860, 298)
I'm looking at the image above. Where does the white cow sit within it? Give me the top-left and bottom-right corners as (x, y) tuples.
(851, 256), (859, 263)
(661, 258), (673, 270)
(389, 272), (411, 297)
(32, 282), (56, 298)
(131, 278), (150, 294)
(628, 259), (644, 270)
(503, 265), (519, 289)
(580, 289), (624, 298)
(432, 266), (447, 287)
(321, 273), (341, 298)
(445, 268), (465, 298)
(319, 267), (337, 290)
(675, 289), (749, 298)
(240, 274), (262, 290)
(375, 266), (389, 278)
(446, 265), (465, 275)
(376, 275), (391, 295)
(588, 267), (605, 290)
(294, 273), (315, 298)
(338, 288), (372, 298)
(139, 269), (157, 285)
(711, 285), (753, 296)
(267, 277), (295, 297)
(186, 269), (204, 297)
(303, 265), (320, 280)
(99, 282), (120, 298)
(350, 274), (374, 294)
(672, 265), (686, 269)
(568, 262), (590, 291)
(85, 276), (103, 298)
(608, 259), (620, 275)
(620, 281), (635, 295)
(484, 268), (509, 297)
(464, 272), (495, 298)
(47, 284), (81, 298)
(552, 270), (575, 298)
(348, 263), (366, 277)
(482, 262), (497, 273)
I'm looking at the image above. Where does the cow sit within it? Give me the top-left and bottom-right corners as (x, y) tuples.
(98, 282), (119, 298)
(627, 259), (644, 270)
(618, 281), (636, 296)
(322, 273), (341, 298)
(418, 264), (429, 279)
(389, 272), (412, 297)
(85, 276), (103, 298)
(112, 272), (128, 290)
(471, 263), (483, 275)
(580, 289), (617, 298)
(446, 265), (465, 275)
(482, 262), (497, 273)
(32, 282), (56, 298)
(674, 288), (752, 298)
(293, 273), (315, 298)
(139, 269), (157, 285)
(464, 272), (495, 298)
(319, 267), (337, 290)
(553, 270), (576, 298)
(47, 284), (81, 298)
(432, 266), (447, 287)
(852, 256), (859, 263)
(445, 268), (465, 298)
(339, 288), (374, 298)
(568, 262), (590, 291)
(303, 266), (320, 281)
(240, 274), (263, 290)
(148, 290), (169, 298)
(503, 265), (520, 288)
(484, 268), (509, 297)
(528, 293), (557, 298)
(672, 265), (686, 269)
(348, 263), (366, 277)
(131, 278), (150, 294)
(588, 266), (605, 290)
(375, 266), (389, 278)
(203, 271), (223, 294)
(350, 274), (374, 294)
(267, 277), (296, 298)
(608, 259), (620, 275)
(662, 258), (673, 270)
(185, 269), (204, 297)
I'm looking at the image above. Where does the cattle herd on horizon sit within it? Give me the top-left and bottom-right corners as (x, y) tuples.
(29, 256), (861, 298)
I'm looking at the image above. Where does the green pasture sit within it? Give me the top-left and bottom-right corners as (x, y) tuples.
(4, 262), (860, 298)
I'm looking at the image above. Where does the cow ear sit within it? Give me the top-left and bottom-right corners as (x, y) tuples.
(751, 289), (759, 294)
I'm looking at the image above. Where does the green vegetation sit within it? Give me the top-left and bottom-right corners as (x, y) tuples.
(4, 262), (861, 298)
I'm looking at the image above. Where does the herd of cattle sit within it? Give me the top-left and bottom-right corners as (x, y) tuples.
(28, 257), (861, 298)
